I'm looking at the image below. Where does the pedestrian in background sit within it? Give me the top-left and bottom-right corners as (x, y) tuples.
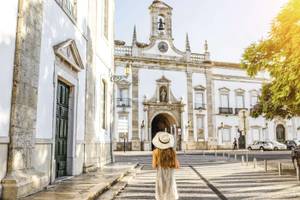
(233, 138), (238, 150)
(152, 132), (180, 200)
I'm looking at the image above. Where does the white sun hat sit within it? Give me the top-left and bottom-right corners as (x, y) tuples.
(152, 132), (175, 150)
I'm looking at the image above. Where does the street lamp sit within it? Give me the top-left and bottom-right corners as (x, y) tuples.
(122, 132), (127, 153)
(140, 120), (145, 151)
(111, 62), (132, 82)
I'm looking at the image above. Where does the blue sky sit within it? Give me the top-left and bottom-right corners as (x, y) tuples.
(115, 0), (288, 62)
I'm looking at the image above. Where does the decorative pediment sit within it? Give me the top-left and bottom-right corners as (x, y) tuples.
(235, 88), (245, 94)
(117, 79), (131, 88)
(194, 85), (206, 91)
(144, 75), (182, 105)
(219, 87), (230, 93)
(249, 89), (259, 95)
(156, 75), (171, 83)
(218, 124), (232, 129)
(53, 39), (84, 72)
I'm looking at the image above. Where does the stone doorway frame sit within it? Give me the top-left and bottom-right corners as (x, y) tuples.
(150, 112), (181, 150)
(141, 75), (185, 151)
(52, 65), (78, 181)
(51, 40), (84, 182)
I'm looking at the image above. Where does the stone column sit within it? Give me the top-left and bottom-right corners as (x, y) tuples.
(83, 0), (98, 172)
(131, 67), (141, 150)
(2, 0), (48, 199)
(206, 68), (217, 149)
(180, 108), (186, 150)
(143, 107), (151, 151)
(186, 72), (194, 142)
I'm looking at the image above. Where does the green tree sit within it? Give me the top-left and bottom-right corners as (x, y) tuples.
(241, 0), (300, 119)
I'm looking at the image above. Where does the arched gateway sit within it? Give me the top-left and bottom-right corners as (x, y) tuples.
(142, 76), (185, 151)
(151, 113), (179, 150)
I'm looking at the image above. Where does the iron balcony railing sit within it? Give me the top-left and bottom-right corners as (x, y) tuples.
(219, 107), (233, 114)
(116, 98), (131, 107)
(235, 108), (248, 115)
(194, 103), (206, 110)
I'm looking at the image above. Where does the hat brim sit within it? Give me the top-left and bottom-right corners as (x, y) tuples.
(152, 132), (175, 149)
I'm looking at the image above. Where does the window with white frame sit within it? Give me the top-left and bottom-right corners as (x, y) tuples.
(250, 92), (259, 107)
(118, 88), (129, 99)
(220, 93), (229, 108)
(252, 128), (261, 141)
(236, 94), (245, 108)
(235, 89), (245, 108)
(222, 128), (231, 143)
(55, 0), (77, 20)
(196, 115), (204, 140)
(194, 90), (205, 109)
(118, 115), (129, 141)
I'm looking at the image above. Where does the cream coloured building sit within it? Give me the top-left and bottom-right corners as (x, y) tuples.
(113, 0), (300, 151)
(0, 0), (115, 199)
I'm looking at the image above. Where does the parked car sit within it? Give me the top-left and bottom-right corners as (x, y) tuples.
(248, 141), (273, 151)
(248, 141), (287, 151)
(293, 140), (300, 146)
(285, 140), (297, 150)
(270, 141), (287, 150)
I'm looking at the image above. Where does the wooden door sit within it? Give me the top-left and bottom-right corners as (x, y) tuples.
(55, 81), (70, 178)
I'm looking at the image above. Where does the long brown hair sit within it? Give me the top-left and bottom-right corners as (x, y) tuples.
(157, 148), (177, 168)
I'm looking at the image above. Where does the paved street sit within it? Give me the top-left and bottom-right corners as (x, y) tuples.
(111, 152), (300, 200)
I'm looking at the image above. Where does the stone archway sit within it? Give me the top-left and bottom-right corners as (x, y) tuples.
(151, 113), (180, 150)
(276, 124), (286, 143)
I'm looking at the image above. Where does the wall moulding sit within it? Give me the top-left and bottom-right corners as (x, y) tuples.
(0, 137), (9, 144)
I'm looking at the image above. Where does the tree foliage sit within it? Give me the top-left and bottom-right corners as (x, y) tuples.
(241, 0), (300, 119)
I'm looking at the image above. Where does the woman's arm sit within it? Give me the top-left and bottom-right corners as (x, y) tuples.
(152, 149), (158, 169)
(175, 159), (180, 169)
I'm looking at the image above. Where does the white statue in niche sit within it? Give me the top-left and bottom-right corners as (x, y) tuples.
(160, 87), (167, 102)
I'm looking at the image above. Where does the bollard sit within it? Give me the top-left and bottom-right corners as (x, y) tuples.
(246, 154), (249, 166)
(264, 160), (268, 172)
(296, 166), (300, 181)
(278, 162), (282, 176)
(234, 154), (237, 161)
(223, 152), (225, 158)
(241, 155), (245, 166)
(253, 158), (257, 168)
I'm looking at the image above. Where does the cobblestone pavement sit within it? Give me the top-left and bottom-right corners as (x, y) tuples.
(112, 153), (300, 200)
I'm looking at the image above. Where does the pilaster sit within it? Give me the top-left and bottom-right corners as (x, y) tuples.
(83, 0), (98, 172)
(2, 0), (48, 199)
(206, 68), (217, 149)
(131, 67), (141, 150)
(186, 71), (194, 142)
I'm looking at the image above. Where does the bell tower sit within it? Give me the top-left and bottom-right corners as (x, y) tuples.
(149, 0), (173, 41)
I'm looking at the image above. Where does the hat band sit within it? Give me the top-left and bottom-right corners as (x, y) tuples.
(159, 137), (170, 144)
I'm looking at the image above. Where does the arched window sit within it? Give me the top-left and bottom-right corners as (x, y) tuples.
(157, 15), (165, 32)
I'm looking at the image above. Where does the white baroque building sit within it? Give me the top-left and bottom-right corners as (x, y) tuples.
(0, 0), (115, 198)
(113, 0), (300, 151)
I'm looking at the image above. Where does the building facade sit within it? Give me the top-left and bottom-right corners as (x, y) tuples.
(0, 0), (115, 199)
(113, 0), (300, 151)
